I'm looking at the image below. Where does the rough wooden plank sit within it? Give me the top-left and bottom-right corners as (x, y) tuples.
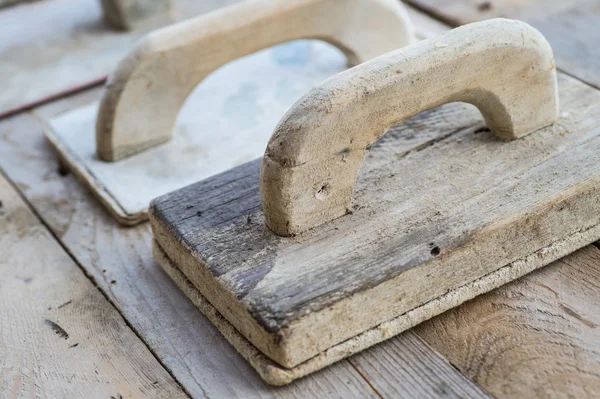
(0, 171), (186, 397)
(404, 0), (600, 89)
(0, 0), (239, 116)
(348, 332), (492, 398)
(0, 0), (38, 9)
(415, 246), (600, 398)
(0, 90), (490, 396)
(404, 0), (580, 26)
(150, 72), (600, 368)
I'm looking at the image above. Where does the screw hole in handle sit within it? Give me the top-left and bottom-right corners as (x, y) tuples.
(260, 18), (559, 237)
(95, 0), (414, 162)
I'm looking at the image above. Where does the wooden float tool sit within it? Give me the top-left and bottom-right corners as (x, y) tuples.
(43, 0), (414, 225)
(150, 18), (600, 385)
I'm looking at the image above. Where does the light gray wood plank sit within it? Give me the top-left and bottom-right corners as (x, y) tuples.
(0, 168), (187, 397)
(0, 0), (38, 9)
(348, 332), (491, 398)
(415, 246), (600, 398)
(404, 0), (600, 89)
(0, 90), (490, 396)
(0, 0), (239, 116)
(404, 0), (580, 26)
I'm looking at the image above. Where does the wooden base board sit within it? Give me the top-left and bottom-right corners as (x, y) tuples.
(43, 40), (347, 224)
(153, 215), (600, 385)
(149, 73), (600, 369)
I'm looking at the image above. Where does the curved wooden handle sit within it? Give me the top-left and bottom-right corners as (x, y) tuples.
(96, 0), (414, 162)
(261, 18), (559, 236)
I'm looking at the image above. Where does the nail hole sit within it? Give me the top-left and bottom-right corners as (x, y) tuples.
(57, 162), (69, 176)
(315, 183), (330, 200)
(430, 246), (441, 256)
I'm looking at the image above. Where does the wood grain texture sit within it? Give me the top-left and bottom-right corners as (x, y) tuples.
(0, 90), (489, 395)
(348, 332), (493, 398)
(150, 72), (600, 368)
(415, 246), (600, 398)
(405, 0), (600, 89)
(0, 169), (186, 397)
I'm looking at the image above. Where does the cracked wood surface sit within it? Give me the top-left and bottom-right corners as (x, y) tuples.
(0, 169), (186, 397)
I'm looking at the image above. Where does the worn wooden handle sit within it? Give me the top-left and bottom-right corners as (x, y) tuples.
(96, 0), (414, 162)
(261, 18), (559, 236)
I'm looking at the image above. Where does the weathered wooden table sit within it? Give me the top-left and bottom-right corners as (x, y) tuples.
(1, 0), (599, 397)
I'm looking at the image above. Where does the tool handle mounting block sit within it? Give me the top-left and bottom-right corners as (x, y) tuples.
(261, 18), (559, 236)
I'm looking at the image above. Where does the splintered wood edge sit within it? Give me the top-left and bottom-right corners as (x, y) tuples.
(42, 119), (147, 226)
(152, 221), (600, 385)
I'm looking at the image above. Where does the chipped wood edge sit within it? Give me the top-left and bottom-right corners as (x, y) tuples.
(42, 118), (146, 226)
(152, 220), (600, 385)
